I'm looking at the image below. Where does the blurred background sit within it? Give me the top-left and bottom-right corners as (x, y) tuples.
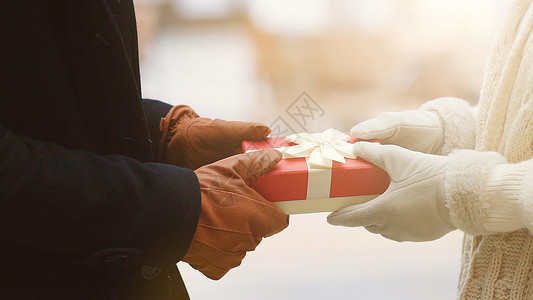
(134, 0), (508, 299)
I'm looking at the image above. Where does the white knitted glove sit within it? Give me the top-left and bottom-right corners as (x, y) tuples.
(351, 97), (476, 155)
(327, 142), (456, 242)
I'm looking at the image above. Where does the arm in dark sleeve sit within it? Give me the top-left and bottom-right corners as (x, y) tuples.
(0, 122), (200, 267)
(142, 98), (172, 160)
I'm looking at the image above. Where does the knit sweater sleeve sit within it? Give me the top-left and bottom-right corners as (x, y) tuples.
(420, 97), (477, 155)
(445, 149), (533, 236)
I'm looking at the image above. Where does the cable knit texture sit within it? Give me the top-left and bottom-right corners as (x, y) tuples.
(420, 97), (476, 155)
(443, 1), (533, 298)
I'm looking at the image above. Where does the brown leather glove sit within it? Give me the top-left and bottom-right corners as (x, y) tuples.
(183, 149), (289, 280)
(159, 105), (271, 170)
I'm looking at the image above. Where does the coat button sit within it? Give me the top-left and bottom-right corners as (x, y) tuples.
(120, 137), (139, 156)
(141, 265), (162, 280)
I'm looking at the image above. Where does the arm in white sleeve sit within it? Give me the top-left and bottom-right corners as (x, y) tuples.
(445, 149), (533, 236)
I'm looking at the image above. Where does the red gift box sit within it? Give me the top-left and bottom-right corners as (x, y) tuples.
(242, 133), (390, 214)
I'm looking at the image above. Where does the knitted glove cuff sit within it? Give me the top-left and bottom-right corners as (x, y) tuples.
(445, 149), (507, 236)
(420, 97), (476, 155)
(483, 163), (529, 232)
(518, 160), (533, 233)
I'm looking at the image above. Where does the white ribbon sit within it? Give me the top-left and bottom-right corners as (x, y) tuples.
(280, 128), (356, 169)
(279, 128), (357, 199)
(245, 128), (357, 200)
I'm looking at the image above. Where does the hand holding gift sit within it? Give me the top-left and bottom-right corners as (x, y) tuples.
(183, 149), (288, 280)
(159, 105), (271, 169)
(327, 142), (456, 242)
(350, 97), (475, 155)
(327, 99), (478, 241)
(351, 109), (444, 154)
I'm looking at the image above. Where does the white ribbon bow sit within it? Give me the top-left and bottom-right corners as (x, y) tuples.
(280, 128), (356, 168)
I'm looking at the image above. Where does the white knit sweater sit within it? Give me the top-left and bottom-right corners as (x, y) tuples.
(420, 1), (533, 298)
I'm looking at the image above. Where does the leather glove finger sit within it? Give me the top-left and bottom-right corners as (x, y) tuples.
(159, 105), (271, 169)
(184, 118), (270, 165)
(193, 119), (271, 150)
(193, 149), (282, 193)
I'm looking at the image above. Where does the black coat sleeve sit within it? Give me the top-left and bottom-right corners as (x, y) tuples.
(0, 122), (201, 267)
(142, 98), (173, 161)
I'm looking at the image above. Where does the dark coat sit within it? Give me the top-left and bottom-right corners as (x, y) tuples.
(0, 0), (201, 299)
